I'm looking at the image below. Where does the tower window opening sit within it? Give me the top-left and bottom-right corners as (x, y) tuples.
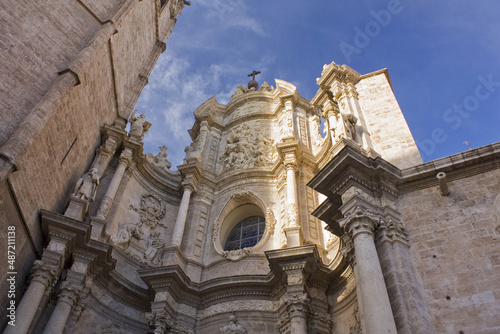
(224, 216), (266, 251)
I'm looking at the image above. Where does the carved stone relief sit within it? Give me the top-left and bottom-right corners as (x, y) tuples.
(280, 111), (294, 139)
(111, 194), (167, 266)
(219, 124), (278, 171)
(349, 304), (362, 334)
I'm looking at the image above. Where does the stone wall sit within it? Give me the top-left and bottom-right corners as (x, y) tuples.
(401, 168), (500, 333)
(356, 71), (422, 169)
(0, 1), (185, 330)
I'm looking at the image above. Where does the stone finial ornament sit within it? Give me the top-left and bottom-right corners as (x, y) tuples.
(247, 70), (261, 90)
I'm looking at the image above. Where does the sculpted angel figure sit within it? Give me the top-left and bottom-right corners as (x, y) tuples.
(129, 110), (152, 139)
(73, 168), (99, 201)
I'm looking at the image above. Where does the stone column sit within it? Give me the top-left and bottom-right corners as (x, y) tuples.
(284, 294), (310, 334)
(171, 183), (194, 246)
(95, 149), (132, 220)
(4, 261), (59, 334)
(286, 162), (298, 227)
(339, 209), (398, 334)
(42, 281), (82, 334)
(284, 157), (303, 247)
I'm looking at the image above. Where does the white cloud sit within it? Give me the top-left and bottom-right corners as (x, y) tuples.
(196, 0), (266, 35)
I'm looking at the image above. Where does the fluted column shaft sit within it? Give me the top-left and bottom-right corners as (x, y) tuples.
(96, 150), (131, 219)
(5, 261), (59, 334)
(171, 185), (194, 246)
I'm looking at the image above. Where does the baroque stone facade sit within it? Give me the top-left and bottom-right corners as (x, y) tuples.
(1, 2), (500, 334)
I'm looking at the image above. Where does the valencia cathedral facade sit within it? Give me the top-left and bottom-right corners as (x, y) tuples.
(1, 1), (499, 333)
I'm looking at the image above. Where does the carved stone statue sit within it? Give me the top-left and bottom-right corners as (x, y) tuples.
(143, 231), (165, 265)
(129, 110), (152, 139)
(220, 314), (247, 334)
(73, 168), (99, 201)
(343, 113), (357, 141)
(112, 224), (134, 247)
(145, 145), (172, 171)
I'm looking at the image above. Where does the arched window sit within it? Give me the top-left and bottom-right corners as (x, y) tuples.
(223, 215), (266, 251)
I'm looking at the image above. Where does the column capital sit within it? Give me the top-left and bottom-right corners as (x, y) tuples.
(338, 207), (379, 239)
(284, 160), (297, 172)
(320, 98), (340, 119)
(118, 154), (133, 168)
(57, 280), (83, 306)
(377, 217), (409, 246)
(146, 310), (174, 334)
(181, 181), (196, 193)
(283, 293), (311, 319)
(31, 260), (59, 289)
(339, 234), (356, 267)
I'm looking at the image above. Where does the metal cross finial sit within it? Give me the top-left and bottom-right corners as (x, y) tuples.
(247, 70), (261, 80)
(464, 140), (471, 150)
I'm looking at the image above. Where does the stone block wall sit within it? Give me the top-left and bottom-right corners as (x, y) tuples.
(400, 168), (500, 333)
(0, 1), (184, 330)
(356, 71), (422, 169)
(0, 0), (102, 146)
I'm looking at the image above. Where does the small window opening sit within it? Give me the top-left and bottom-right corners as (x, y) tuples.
(224, 216), (266, 251)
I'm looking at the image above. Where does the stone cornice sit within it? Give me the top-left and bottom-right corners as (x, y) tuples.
(398, 141), (500, 193)
(138, 265), (281, 309)
(134, 161), (182, 200)
(309, 141), (500, 238)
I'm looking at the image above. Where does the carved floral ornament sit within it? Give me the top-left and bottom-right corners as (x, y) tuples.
(31, 260), (59, 288)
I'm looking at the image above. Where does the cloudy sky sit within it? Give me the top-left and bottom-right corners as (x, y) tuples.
(135, 0), (500, 169)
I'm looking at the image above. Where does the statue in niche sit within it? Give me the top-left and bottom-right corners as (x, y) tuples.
(310, 115), (324, 147)
(129, 110), (152, 139)
(220, 314), (247, 334)
(146, 145), (172, 171)
(73, 168), (99, 201)
(343, 113), (357, 141)
(231, 84), (247, 99)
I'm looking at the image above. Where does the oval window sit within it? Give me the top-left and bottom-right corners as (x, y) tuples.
(223, 215), (266, 251)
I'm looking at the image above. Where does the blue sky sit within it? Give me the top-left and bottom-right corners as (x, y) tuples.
(135, 0), (500, 169)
